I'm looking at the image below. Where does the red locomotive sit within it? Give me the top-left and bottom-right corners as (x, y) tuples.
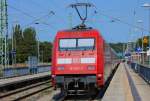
(51, 3), (119, 95)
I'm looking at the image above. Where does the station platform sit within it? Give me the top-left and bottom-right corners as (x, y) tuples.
(0, 72), (51, 88)
(102, 63), (150, 101)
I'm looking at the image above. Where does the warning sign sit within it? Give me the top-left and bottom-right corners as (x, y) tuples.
(143, 36), (148, 44)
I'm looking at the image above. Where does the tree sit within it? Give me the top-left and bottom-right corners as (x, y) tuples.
(12, 25), (37, 63)
(40, 41), (52, 63)
(11, 25), (52, 63)
(13, 24), (24, 63)
(23, 27), (37, 60)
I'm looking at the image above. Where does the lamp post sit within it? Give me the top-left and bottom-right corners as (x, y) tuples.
(11, 21), (18, 67)
(137, 20), (144, 64)
(142, 3), (150, 66)
(37, 36), (40, 65)
(34, 22), (40, 65)
(34, 23), (40, 65)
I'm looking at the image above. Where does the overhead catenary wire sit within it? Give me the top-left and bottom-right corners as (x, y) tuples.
(8, 5), (34, 18)
(93, 7), (150, 33)
(50, 0), (74, 25)
(8, 4), (57, 29)
(22, 11), (55, 28)
(8, 1), (69, 30)
(72, 2), (149, 33)
(9, 1), (149, 34)
(30, 0), (49, 10)
(29, 0), (65, 21)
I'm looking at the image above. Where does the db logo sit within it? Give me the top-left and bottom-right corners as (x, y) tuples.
(72, 58), (80, 63)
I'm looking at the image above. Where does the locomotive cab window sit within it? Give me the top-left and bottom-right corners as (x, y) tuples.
(59, 38), (95, 51)
(78, 38), (95, 50)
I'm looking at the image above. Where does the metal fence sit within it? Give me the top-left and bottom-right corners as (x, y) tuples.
(130, 62), (150, 84)
(0, 66), (51, 78)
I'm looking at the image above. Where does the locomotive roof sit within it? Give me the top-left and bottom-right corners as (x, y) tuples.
(56, 28), (103, 39)
(58, 28), (99, 33)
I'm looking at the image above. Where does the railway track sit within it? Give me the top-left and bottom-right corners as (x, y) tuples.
(54, 88), (105, 101)
(53, 91), (100, 101)
(0, 80), (52, 101)
(57, 95), (98, 101)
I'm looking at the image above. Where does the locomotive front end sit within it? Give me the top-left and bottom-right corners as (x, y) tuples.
(52, 30), (101, 95)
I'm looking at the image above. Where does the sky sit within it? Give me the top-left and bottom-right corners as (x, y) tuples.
(7, 0), (150, 43)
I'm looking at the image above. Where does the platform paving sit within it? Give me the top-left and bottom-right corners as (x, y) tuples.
(0, 72), (51, 87)
(102, 62), (150, 101)
(102, 63), (133, 101)
(125, 63), (150, 101)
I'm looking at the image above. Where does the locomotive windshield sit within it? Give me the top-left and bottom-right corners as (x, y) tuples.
(59, 39), (76, 48)
(59, 38), (95, 51)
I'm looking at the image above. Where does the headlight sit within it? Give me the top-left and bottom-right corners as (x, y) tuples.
(87, 66), (95, 70)
(57, 66), (64, 70)
(52, 75), (55, 78)
(98, 74), (102, 77)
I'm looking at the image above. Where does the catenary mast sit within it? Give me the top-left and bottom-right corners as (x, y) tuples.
(0, 0), (9, 70)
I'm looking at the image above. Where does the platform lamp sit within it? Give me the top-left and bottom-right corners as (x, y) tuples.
(34, 22), (40, 65)
(142, 3), (150, 66)
(137, 20), (144, 64)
